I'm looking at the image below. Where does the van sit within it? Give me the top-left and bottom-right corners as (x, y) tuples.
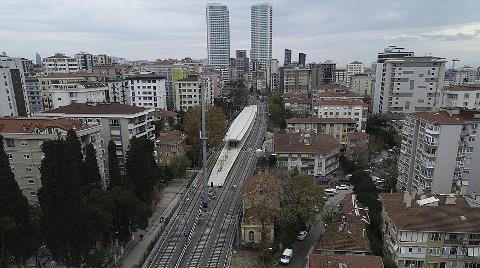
(280, 248), (293, 265)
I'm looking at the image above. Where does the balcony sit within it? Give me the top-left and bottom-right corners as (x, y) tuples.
(444, 238), (464, 245)
(425, 128), (440, 135)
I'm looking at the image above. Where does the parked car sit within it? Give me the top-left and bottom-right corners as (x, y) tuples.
(336, 184), (349, 190)
(296, 230), (308, 241)
(280, 248), (293, 265)
(325, 188), (337, 196)
(364, 169), (372, 173)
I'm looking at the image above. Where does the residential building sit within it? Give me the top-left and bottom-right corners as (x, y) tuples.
(453, 65), (479, 85)
(274, 132), (340, 177)
(75, 52), (94, 70)
(50, 82), (109, 108)
(283, 67), (311, 94)
(38, 72), (87, 110)
(35, 53), (42, 65)
(235, 50), (249, 85)
(316, 91), (364, 101)
(283, 93), (311, 116)
(346, 132), (369, 161)
(20, 58), (34, 75)
(251, 70), (267, 92)
(284, 49), (292, 67)
(381, 192), (480, 268)
(0, 55), (30, 116)
(309, 255), (384, 268)
(439, 85), (480, 110)
(250, 3), (273, 69)
(267, 59), (279, 92)
(312, 99), (368, 131)
(173, 75), (214, 111)
(397, 109), (480, 195)
(286, 117), (356, 145)
(312, 193), (371, 255)
(124, 73), (167, 109)
(0, 117), (104, 204)
(240, 172), (282, 246)
(350, 73), (374, 96)
(206, 3), (230, 81)
(228, 58), (237, 84)
(333, 68), (347, 86)
(310, 60), (336, 91)
(298, 53), (306, 67)
(43, 53), (80, 74)
(106, 77), (130, 104)
(40, 103), (155, 169)
(94, 54), (113, 66)
(155, 130), (187, 165)
(372, 46), (446, 114)
(25, 77), (44, 113)
(346, 61), (364, 86)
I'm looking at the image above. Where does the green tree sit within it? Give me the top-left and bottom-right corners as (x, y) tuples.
(66, 129), (84, 161)
(170, 155), (190, 179)
(125, 137), (157, 206)
(152, 119), (165, 137)
(38, 139), (94, 266)
(107, 140), (124, 189)
(84, 143), (102, 193)
(383, 257), (398, 268)
(0, 136), (36, 266)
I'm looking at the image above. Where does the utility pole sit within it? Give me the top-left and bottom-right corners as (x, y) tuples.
(201, 77), (209, 209)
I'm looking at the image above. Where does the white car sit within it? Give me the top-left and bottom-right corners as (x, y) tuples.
(296, 230), (308, 240)
(336, 184), (349, 190)
(280, 248), (293, 265)
(345, 174), (352, 180)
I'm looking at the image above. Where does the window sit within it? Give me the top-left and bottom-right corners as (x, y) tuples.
(26, 167), (32, 172)
(5, 139), (14, 147)
(23, 154), (30, 159)
(30, 191), (37, 197)
(21, 140), (28, 146)
(431, 232), (441, 241)
(28, 179), (34, 184)
(7, 153), (12, 159)
(248, 231), (255, 241)
(429, 247), (441, 255)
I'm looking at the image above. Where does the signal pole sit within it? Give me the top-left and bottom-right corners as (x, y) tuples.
(201, 78), (208, 209)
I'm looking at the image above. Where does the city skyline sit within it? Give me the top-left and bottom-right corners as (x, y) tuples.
(2, 0), (480, 67)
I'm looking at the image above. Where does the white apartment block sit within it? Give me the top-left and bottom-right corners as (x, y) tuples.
(106, 78), (130, 104)
(250, 3), (272, 70)
(50, 82), (108, 108)
(41, 103), (155, 170)
(312, 99), (368, 131)
(25, 77), (44, 113)
(346, 61), (364, 86)
(398, 110), (480, 195)
(125, 74), (167, 110)
(439, 85), (480, 110)
(0, 55), (30, 116)
(382, 192), (480, 268)
(373, 47), (446, 114)
(454, 65), (479, 85)
(75, 52), (94, 70)
(350, 73), (374, 96)
(274, 133), (340, 177)
(38, 73), (87, 110)
(43, 53), (80, 74)
(0, 118), (104, 204)
(206, 3), (230, 81)
(173, 75), (214, 111)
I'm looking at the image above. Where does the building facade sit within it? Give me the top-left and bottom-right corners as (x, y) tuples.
(350, 73), (374, 96)
(312, 99), (368, 131)
(0, 118), (104, 204)
(439, 85), (480, 110)
(310, 60), (336, 92)
(346, 61), (364, 87)
(397, 110), (480, 195)
(43, 53), (80, 74)
(206, 3), (230, 81)
(25, 77), (44, 113)
(0, 55), (30, 116)
(173, 75), (214, 111)
(50, 82), (109, 108)
(250, 3), (272, 70)
(286, 117), (356, 145)
(283, 67), (311, 95)
(125, 74), (167, 110)
(155, 130), (187, 165)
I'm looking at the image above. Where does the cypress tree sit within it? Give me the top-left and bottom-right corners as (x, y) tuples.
(107, 140), (123, 189)
(66, 129), (84, 161)
(125, 137), (157, 206)
(0, 136), (35, 266)
(38, 140), (94, 266)
(84, 143), (102, 193)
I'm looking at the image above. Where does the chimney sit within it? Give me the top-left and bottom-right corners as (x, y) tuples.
(445, 194), (456, 205)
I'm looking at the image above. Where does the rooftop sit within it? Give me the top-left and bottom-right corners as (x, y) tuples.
(224, 105), (257, 142)
(409, 110), (480, 125)
(0, 117), (91, 134)
(313, 99), (368, 107)
(309, 255), (384, 268)
(42, 103), (150, 115)
(78, 82), (106, 88)
(274, 133), (341, 154)
(176, 75), (199, 82)
(314, 194), (371, 254)
(444, 85), (480, 92)
(316, 84), (348, 92)
(45, 53), (71, 59)
(155, 130), (186, 144)
(347, 132), (369, 141)
(124, 73), (167, 80)
(317, 91), (363, 99)
(286, 117), (355, 124)
(381, 193), (480, 233)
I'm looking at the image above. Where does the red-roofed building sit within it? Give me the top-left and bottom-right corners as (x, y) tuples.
(440, 85), (480, 110)
(0, 117), (104, 204)
(309, 254), (384, 268)
(155, 130), (187, 165)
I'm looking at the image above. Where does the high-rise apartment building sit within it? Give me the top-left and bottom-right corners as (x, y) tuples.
(250, 3), (272, 70)
(235, 50), (249, 85)
(398, 109), (480, 195)
(310, 60), (336, 94)
(298, 53), (306, 67)
(25, 77), (44, 113)
(124, 74), (167, 110)
(284, 49), (292, 67)
(373, 46), (446, 114)
(283, 67), (310, 95)
(0, 55), (30, 117)
(206, 3), (230, 82)
(346, 61), (364, 87)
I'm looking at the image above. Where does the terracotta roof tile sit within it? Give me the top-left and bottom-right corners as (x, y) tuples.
(0, 117), (91, 133)
(309, 255), (384, 268)
(317, 91), (363, 99)
(443, 85), (480, 92)
(155, 130), (186, 144)
(408, 110), (480, 125)
(176, 75), (199, 82)
(42, 103), (149, 115)
(274, 133), (341, 154)
(347, 132), (369, 141)
(380, 193), (480, 233)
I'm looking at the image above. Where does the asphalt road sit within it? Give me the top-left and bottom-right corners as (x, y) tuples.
(144, 97), (266, 268)
(283, 188), (352, 268)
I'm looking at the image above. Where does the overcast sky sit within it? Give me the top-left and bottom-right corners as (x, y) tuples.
(2, 0), (480, 67)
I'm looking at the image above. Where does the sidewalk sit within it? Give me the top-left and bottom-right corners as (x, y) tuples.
(115, 178), (187, 268)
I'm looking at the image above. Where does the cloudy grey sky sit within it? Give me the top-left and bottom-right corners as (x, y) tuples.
(2, 0), (480, 67)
